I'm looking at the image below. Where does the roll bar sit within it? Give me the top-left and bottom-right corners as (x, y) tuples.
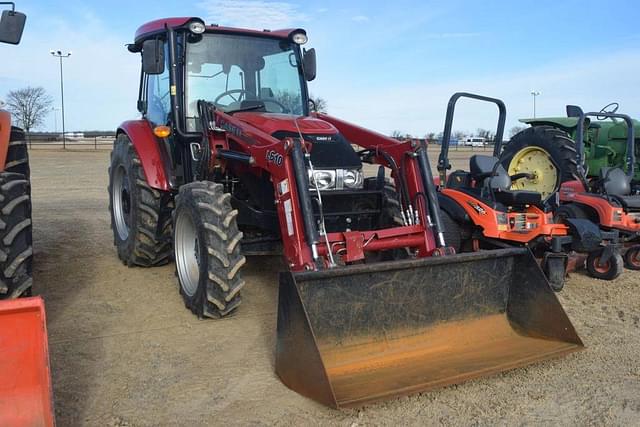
(437, 92), (506, 187)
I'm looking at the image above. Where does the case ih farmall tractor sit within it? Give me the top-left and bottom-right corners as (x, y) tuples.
(110, 17), (583, 408)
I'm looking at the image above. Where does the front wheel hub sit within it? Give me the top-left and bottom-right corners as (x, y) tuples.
(175, 209), (201, 297)
(112, 166), (131, 240)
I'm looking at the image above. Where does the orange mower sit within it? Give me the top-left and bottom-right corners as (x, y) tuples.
(436, 93), (623, 290)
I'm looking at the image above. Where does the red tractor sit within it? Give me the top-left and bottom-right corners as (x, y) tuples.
(110, 17), (583, 408)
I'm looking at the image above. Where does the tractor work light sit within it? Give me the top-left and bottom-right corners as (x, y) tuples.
(290, 30), (308, 45)
(189, 21), (206, 34)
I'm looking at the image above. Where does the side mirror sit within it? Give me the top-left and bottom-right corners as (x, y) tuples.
(302, 48), (316, 82)
(142, 39), (165, 75)
(0, 9), (26, 45)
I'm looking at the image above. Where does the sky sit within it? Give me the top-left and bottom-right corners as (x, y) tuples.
(1, 0), (639, 136)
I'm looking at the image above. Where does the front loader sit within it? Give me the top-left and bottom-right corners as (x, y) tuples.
(110, 17), (583, 408)
(437, 93), (623, 288)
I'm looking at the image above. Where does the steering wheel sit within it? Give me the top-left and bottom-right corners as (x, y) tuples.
(262, 99), (290, 113)
(597, 102), (619, 120)
(213, 89), (251, 108)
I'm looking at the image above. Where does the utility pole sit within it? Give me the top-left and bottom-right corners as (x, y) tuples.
(530, 91), (541, 118)
(50, 50), (71, 148)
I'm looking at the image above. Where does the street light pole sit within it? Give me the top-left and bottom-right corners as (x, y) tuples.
(530, 91), (541, 118)
(50, 50), (71, 148)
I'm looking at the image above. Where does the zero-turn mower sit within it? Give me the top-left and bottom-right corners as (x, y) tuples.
(110, 18), (583, 408)
(437, 93), (623, 289)
(502, 105), (640, 270)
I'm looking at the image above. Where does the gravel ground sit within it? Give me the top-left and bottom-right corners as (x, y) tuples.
(29, 149), (640, 426)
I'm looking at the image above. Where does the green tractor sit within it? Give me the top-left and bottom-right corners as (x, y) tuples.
(502, 103), (640, 197)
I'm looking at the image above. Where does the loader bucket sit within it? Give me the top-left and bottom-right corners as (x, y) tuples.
(276, 248), (583, 408)
(0, 297), (55, 427)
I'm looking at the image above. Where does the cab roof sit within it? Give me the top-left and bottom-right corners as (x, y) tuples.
(133, 17), (297, 45)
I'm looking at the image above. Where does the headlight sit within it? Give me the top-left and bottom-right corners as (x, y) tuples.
(309, 168), (363, 190)
(310, 170), (335, 190)
(343, 169), (363, 189)
(290, 30), (308, 45)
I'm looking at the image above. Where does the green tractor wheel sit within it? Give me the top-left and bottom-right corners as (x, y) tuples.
(500, 126), (578, 200)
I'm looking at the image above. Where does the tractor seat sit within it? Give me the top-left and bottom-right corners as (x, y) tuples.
(469, 155), (543, 207)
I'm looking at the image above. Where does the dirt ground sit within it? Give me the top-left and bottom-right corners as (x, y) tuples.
(30, 148), (640, 426)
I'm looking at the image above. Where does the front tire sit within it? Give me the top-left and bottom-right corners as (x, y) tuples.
(586, 247), (623, 280)
(174, 181), (245, 318)
(108, 134), (172, 266)
(0, 172), (33, 299)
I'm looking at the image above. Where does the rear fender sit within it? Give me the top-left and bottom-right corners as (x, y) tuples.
(519, 117), (580, 133)
(564, 218), (603, 252)
(437, 192), (470, 223)
(0, 110), (11, 170)
(117, 120), (172, 191)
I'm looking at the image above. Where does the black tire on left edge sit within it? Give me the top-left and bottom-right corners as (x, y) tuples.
(0, 172), (33, 298)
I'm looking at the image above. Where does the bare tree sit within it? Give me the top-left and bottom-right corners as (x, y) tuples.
(391, 130), (404, 140)
(476, 128), (495, 141)
(425, 132), (437, 143)
(5, 87), (53, 137)
(309, 95), (327, 113)
(509, 125), (527, 138)
(453, 130), (466, 141)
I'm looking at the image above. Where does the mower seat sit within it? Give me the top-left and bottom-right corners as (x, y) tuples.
(600, 167), (632, 196)
(611, 195), (640, 210)
(469, 155), (543, 207)
(493, 190), (542, 207)
(469, 155), (510, 191)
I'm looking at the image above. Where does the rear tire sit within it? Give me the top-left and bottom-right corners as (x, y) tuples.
(108, 134), (172, 266)
(500, 126), (578, 198)
(0, 172), (33, 299)
(623, 245), (640, 270)
(174, 181), (245, 318)
(586, 248), (623, 280)
(6, 127), (30, 179)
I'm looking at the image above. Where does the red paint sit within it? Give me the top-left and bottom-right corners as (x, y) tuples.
(0, 297), (54, 427)
(560, 180), (640, 232)
(118, 120), (170, 192)
(234, 112), (337, 136)
(134, 17), (296, 44)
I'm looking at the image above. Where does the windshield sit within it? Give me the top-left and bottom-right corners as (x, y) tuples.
(185, 33), (306, 131)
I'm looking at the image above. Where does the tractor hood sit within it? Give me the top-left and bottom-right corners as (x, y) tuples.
(234, 113), (361, 169)
(233, 112), (338, 136)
